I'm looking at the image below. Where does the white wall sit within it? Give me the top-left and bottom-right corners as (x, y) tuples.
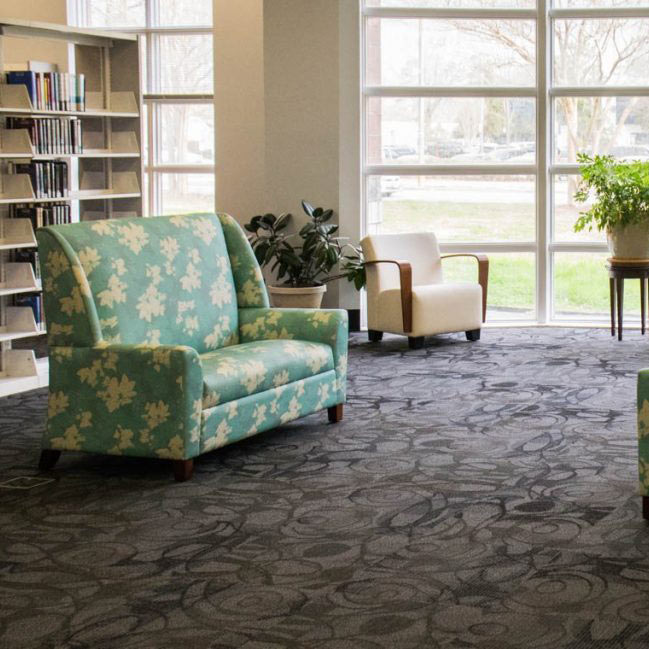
(213, 0), (266, 221)
(1, 0), (69, 68)
(0, 0), (66, 22)
(213, 0), (361, 309)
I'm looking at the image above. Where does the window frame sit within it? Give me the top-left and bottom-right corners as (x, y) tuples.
(361, 1), (649, 324)
(69, 0), (215, 216)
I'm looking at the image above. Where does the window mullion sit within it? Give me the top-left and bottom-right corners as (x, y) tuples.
(536, 0), (550, 324)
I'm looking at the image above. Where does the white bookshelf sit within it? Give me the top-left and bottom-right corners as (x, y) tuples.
(0, 19), (144, 397)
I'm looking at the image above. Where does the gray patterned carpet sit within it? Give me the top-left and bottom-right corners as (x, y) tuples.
(1, 328), (649, 649)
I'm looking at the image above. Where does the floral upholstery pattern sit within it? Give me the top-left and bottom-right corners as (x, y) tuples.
(36, 213), (348, 463)
(200, 339), (334, 408)
(239, 307), (348, 403)
(638, 371), (649, 493)
(201, 372), (338, 453)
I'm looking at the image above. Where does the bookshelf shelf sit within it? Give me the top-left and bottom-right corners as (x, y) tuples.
(0, 18), (143, 397)
(0, 353), (48, 398)
(0, 306), (41, 342)
(0, 85), (139, 118)
(0, 107), (140, 119)
(0, 191), (141, 204)
(0, 263), (40, 296)
(0, 218), (36, 249)
(76, 191), (141, 200)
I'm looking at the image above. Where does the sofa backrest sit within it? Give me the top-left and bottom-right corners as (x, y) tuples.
(37, 213), (259, 353)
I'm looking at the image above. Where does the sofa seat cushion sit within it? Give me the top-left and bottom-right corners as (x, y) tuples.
(377, 282), (482, 337)
(199, 339), (334, 408)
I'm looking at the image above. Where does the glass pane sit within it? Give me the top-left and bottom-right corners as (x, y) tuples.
(553, 174), (604, 243)
(553, 253), (640, 321)
(366, 18), (535, 86)
(444, 253), (535, 320)
(143, 172), (150, 216)
(367, 97), (535, 165)
(85, 0), (145, 28)
(553, 97), (649, 163)
(159, 174), (215, 214)
(158, 0), (212, 26)
(154, 34), (213, 94)
(554, 20), (649, 87)
(157, 104), (214, 164)
(366, 175), (535, 241)
(555, 0), (649, 6)
(366, 0), (534, 5)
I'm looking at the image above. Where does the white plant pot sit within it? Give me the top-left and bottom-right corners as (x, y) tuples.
(268, 284), (326, 308)
(607, 222), (649, 260)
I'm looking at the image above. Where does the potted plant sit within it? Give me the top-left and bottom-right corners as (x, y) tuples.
(244, 200), (364, 308)
(574, 153), (649, 259)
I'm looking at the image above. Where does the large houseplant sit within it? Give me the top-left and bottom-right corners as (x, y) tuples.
(574, 153), (649, 259)
(244, 200), (364, 308)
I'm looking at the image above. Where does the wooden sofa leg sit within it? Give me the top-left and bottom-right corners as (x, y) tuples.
(173, 459), (194, 482)
(466, 329), (481, 342)
(643, 496), (649, 521)
(39, 449), (61, 471)
(408, 336), (425, 350)
(328, 404), (343, 423)
(368, 330), (383, 342)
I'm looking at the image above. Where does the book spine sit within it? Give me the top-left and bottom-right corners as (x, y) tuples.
(79, 74), (85, 112)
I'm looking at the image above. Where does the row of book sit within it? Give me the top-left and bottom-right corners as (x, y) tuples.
(8, 161), (69, 199)
(10, 204), (72, 229)
(11, 249), (41, 280)
(9, 249), (44, 325)
(13, 294), (44, 326)
(5, 117), (83, 155)
(7, 71), (86, 112)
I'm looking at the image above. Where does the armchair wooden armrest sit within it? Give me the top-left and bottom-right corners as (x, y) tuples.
(440, 253), (489, 322)
(364, 259), (413, 333)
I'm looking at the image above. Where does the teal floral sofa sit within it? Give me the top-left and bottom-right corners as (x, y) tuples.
(36, 213), (347, 481)
(639, 372), (649, 516)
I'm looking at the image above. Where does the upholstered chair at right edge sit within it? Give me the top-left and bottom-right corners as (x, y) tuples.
(360, 232), (488, 349)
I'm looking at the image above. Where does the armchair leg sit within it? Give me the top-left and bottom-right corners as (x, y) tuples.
(38, 449), (61, 471)
(408, 336), (425, 350)
(466, 329), (481, 342)
(368, 330), (383, 343)
(328, 404), (343, 423)
(173, 459), (194, 482)
(643, 496), (649, 521)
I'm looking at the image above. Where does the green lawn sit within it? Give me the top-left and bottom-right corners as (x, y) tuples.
(380, 201), (639, 318)
(382, 200), (534, 241)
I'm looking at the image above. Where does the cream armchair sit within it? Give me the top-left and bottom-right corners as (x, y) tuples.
(360, 232), (488, 349)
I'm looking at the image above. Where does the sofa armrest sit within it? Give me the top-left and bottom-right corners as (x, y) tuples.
(46, 344), (203, 460)
(238, 307), (348, 402)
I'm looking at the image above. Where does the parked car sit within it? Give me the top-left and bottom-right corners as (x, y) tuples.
(425, 140), (465, 158)
(383, 145), (417, 160)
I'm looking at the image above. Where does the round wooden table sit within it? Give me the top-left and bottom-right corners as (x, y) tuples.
(607, 258), (649, 340)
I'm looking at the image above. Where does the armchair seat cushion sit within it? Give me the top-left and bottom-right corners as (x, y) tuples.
(378, 282), (482, 337)
(199, 339), (334, 408)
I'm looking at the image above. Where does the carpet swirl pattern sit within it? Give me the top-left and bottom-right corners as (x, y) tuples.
(1, 328), (648, 648)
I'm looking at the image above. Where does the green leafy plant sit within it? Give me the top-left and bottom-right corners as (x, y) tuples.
(574, 153), (649, 233)
(244, 200), (365, 289)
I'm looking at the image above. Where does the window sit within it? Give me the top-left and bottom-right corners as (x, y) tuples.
(362, 1), (649, 323)
(70, 0), (214, 216)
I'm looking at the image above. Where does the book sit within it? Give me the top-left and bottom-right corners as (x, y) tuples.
(8, 161), (68, 199)
(6, 117), (83, 155)
(13, 293), (42, 325)
(7, 70), (86, 112)
(6, 71), (37, 107)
